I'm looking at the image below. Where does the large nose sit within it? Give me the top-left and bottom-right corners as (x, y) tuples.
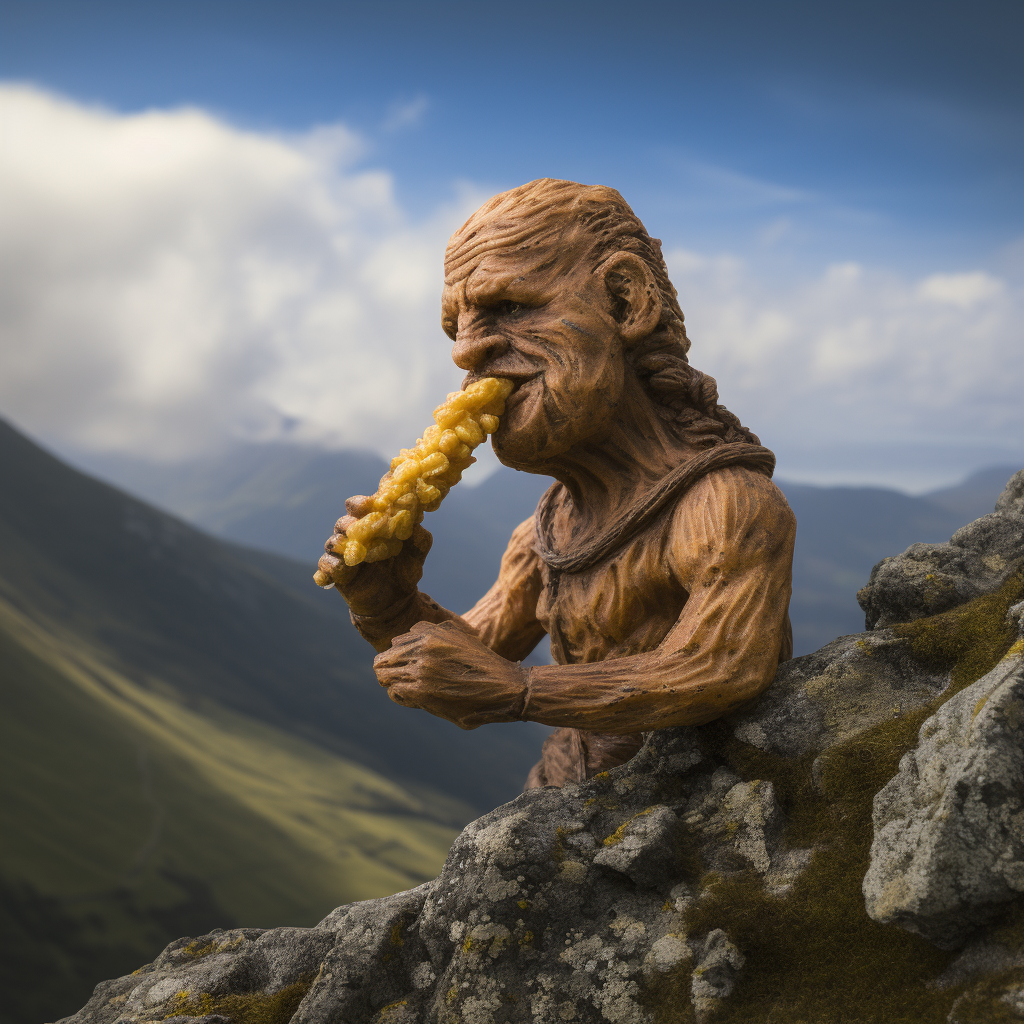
(451, 315), (510, 372)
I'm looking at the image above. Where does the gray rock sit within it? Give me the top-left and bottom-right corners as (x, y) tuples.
(684, 773), (780, 876)
(729, 628), (949, 758)
(690, 929), (745, 1023)
(931, 935), (1024, 990)
(858, 468), (1024, 629)
(592, 804), (684, 887)
(863, 610), (1024, 948)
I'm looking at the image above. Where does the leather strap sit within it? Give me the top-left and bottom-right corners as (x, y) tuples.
(534, 443), (776, 574)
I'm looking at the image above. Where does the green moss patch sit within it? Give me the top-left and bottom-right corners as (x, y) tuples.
(160, 976), (312, 1024)
(669, 572), (1024, 1023)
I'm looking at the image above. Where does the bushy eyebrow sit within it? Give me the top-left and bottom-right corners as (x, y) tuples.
(464, 274), (517, 305)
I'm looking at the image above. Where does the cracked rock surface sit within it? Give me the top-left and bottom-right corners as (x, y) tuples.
(863, 600), (1024, 948)
(62, 470), (1024, 1024)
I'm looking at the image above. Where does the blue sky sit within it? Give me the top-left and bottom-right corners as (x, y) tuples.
(2, 1), (1022, 489)
(7, 0), (1021, 264)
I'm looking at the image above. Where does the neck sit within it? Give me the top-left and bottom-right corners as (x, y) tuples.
(541, 377), (694, 529)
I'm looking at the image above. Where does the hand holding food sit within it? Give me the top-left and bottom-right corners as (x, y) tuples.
(313, 376), (513, 586)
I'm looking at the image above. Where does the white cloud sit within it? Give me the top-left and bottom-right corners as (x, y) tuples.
(0, 84), (472, 461)
(669, 249), (1024, 486)
(916, 271), (1004, 308)
(0, 84), (1020, 490)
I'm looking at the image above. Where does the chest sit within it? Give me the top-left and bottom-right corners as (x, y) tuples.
(534, 514), (688, 665)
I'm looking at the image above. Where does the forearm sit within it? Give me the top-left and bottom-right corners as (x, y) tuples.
(523, 635), (781, 733)
(351, 590), (468, 653)
(523, 568), (791, 734)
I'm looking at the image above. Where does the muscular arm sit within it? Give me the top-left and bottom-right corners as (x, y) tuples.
(523, 469), (795, 732)
(375, 467), (795, 732)
(461, 517), (547, 662)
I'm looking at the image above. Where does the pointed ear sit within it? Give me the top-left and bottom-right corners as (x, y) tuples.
(600, 251), (662, 344)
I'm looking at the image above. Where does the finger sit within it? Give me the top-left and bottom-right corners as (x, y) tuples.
(385, 630), (424, 651)
(387, 685), (418, 708)
(345, 494), (376, 517)
(422, 617), (477, 640)
(318, 552), (355, 584)
(409, 524), (433, 558)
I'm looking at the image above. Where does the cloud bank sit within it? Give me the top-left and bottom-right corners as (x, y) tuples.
(670, 252), (1023, 486)
(0, 84), (474, 461)
(1, 85), (1021, 488)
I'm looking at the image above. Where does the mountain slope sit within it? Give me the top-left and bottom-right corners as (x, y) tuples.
(0, 591), (462, 1022)
(777, 482), (968, 652)
(924, 464), (1022, 524)
(72, 440), (1013, 656)
(0, 418), (548, 1022)
(71, 441), (553, 619)
(0, 419), (546, 810)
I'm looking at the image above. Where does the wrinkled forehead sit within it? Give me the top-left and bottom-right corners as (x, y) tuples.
(444, 212), (590, 293)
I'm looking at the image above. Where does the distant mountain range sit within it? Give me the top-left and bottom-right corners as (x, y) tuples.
(0, 420), (547, 1023)
(75, 442), (1021, 656)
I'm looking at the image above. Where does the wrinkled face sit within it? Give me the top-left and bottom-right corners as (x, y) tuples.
(441, 229), (626, 471)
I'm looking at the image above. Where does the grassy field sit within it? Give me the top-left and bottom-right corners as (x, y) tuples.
(0, 592), (463, 1022)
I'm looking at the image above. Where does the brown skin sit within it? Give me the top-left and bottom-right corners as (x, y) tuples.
(318, 218), (795, 741)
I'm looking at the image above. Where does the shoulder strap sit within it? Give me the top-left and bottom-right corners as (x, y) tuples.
(534, 443), (776, 574)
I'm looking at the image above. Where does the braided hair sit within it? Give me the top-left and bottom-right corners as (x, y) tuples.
(448, 179), (760, 450)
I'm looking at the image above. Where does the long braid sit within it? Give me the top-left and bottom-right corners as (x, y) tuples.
(631, 337), (761, 448)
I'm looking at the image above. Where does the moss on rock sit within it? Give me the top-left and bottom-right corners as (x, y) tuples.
(676, 572), (1024, 1023)
(159, 976), (312, 1024)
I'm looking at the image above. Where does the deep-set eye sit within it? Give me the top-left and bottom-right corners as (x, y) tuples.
(493, 300), (523, 317)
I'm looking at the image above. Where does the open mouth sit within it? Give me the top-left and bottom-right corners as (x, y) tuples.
(463, 371), (540, 402)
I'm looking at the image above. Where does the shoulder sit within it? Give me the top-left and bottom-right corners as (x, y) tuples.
(668, 464), (796, 567)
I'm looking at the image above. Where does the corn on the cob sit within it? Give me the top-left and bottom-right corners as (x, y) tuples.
(313, 376), (514, 586)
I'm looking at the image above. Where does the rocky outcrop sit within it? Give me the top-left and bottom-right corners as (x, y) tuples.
(61, 471), (1024, 1024)
(858, 469), (1024, 629)
(863, 600), (1024, 949)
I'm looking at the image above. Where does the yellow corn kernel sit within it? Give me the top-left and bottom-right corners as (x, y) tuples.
(375, 480), (408, 506)
(419, 451), (449, 476)
(389, 509), (414, 540)
(433, 404), (463, 429)
(454, 416), (485, 446)
(392, 458), (422, 484)
(316, 377), (513, 576)
(343, 540), (367, 565)
(346, 511), (386, 543)
(438, 429), (461, 455)
(415, 478), (442, 505)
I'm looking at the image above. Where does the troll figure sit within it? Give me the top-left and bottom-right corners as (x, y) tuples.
(316, 179), (796, 789)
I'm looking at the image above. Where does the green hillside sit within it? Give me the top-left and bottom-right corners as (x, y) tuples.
(0, 418), (544, 810)
(0, 418), (545, 1023)
(0, 594), (461, 1021)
